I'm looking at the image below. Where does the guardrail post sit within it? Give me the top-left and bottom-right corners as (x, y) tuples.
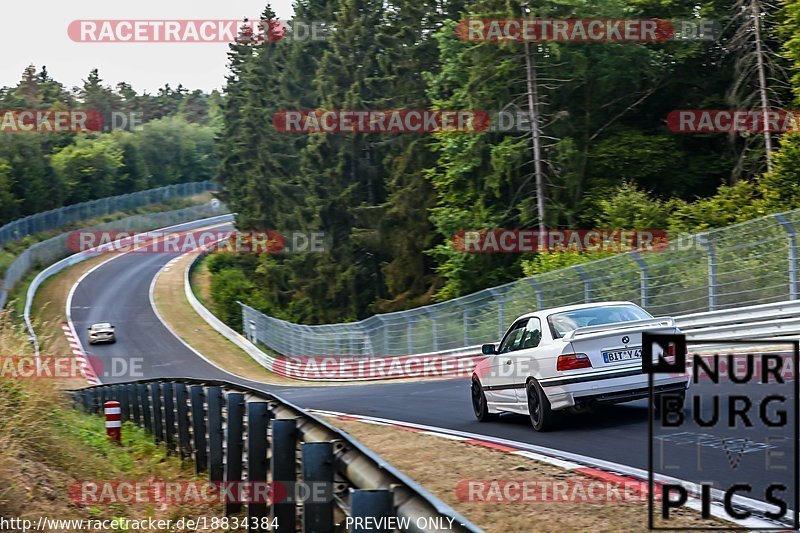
(162, 383), (176, 453)
(150, 382), (164, 443)
(129, 384), (140, 426)
(573, 266), (591, 303)
(224, 392), (245, 516)
(175, 384), (192, 460)
(138, 383), (152, 434)
(190, 386), (208, 475)
(118, 385), (129, 422)
(631, 252), (649, 308)
(247, 402), (271, 529)
(207, 386), (224, 482)
(271, 419), (297, 530)
(80, 391), (91, 413)
(301, 442), (334, 532)
(349, 490), (394, 532)
(776, 214), (798, 300)
(699, 236), (717, 311)
(98, 387), (106, 413)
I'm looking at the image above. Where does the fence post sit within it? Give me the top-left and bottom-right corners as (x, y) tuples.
(699, 236), (717, 311)
(162, 383), (176, 453)
(573, 266), (591, 303)
(527, 278), (544, 309)
(301, 442), (334, 532)
(190, 386), (208, 475)
(349, 490), (394, 532)
(138, 383), (152, 434)
(247, 402), (271, 529)
(271, 419), (297, 530)
(776, 214), (798, 300)
(631, 252), (649, 309)
(224, 392), (245, 516)
(429, 310), (439, 352)
(460, 304), (470, 346)
(175, 384), (192, 460)
(150, 382), (164, 443)
(207, 386), (224, 482)
(129, 384), (140, 425)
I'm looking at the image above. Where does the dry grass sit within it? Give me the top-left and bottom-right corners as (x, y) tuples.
(0, 310), (234, 532)
(320, 416), (731, 533)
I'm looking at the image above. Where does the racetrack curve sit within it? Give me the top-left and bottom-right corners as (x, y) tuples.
(67, 226), (796, 521)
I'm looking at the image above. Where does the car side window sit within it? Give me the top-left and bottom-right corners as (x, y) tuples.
(498, 319), (528, 354)
(518, 318), (542, 350)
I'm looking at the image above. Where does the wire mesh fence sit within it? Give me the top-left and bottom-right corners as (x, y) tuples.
(242, 209), (800, 357)
(0, 184), (225, 309)
(0, 181), (216, 248)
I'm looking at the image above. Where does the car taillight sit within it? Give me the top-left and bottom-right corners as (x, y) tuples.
(557, 353), (592, 371)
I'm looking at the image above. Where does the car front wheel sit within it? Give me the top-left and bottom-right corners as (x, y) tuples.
(471, 377), (497, 422)
(527, 379), (557, 432)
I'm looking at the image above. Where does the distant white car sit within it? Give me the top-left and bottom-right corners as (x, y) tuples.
(471, 301), (689, 431)
(88, 322), (116, 344)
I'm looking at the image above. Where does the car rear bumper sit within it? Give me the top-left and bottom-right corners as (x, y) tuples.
(540, 368), (688, 410)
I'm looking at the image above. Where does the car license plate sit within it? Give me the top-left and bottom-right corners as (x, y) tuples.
(602, 347), (642, 363)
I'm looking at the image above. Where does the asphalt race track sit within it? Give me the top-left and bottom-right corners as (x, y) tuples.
(68, 226), (797, 520)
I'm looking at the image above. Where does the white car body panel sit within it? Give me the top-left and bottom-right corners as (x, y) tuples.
(473, 301), (690, 416)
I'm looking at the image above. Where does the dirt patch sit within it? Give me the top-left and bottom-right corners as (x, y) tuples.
(319, 415), (729, 533)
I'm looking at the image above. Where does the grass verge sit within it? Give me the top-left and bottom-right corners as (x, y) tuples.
(0, 311), (230, 531)
(318, 415), (729, 533)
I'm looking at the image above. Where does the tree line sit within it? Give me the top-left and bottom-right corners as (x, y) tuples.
(0, 66), (220, 226)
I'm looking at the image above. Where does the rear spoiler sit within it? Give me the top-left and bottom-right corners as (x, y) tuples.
(562, 317), (676, 342)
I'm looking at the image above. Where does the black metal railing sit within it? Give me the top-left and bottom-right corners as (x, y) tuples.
(73, 378), (479, 533)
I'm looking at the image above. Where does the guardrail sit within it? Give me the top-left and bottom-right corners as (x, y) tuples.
(74, 378), (479, 533)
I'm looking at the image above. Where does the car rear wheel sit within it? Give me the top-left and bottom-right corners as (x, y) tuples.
(471, 378), (497, 422)
(527, 379), (556, 432)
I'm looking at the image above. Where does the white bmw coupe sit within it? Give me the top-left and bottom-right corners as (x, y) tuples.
(471, 301), (689, 431)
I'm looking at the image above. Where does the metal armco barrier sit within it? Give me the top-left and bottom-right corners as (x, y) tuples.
(73, 378), (478, 533)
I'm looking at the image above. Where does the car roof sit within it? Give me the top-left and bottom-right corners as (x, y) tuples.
(514, 301), (639, 321)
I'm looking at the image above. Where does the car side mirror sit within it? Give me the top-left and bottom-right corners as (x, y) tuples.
(481, 343), (497, 355)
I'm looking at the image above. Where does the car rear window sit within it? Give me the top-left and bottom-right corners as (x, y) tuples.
(547, 305), (652, 338)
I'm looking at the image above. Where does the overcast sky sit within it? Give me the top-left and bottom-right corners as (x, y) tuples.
(2, 0), (296, 94)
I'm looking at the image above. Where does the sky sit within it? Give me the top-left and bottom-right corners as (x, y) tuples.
(2, 0), (295, 94)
